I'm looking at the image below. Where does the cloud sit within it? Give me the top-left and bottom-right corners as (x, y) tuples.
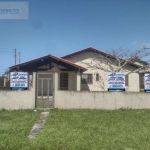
(132, 41), (137, 45)
(142, 43), (150, 47)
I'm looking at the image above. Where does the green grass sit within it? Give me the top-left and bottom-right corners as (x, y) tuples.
(0, 109), (41, 150)
(1, 109), (150, 150)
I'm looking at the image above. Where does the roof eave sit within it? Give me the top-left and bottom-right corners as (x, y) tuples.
(9, 54), (87, 72)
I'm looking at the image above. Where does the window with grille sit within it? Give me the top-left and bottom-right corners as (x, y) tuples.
(81, 74), (93, 84)
(60, 73), (68, 90)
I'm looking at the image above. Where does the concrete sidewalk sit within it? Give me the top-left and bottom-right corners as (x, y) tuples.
(28, 112), (49, 139)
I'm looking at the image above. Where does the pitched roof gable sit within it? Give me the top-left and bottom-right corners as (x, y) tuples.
(9, 54), (87, 71)
(61, 47), (141, 68)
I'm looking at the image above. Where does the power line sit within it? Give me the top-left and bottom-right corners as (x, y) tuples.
(0, 48), (14, 50)
(0, 48), (21, 65)
(0, 48), (17, 65)
(0, 50), (14, 53)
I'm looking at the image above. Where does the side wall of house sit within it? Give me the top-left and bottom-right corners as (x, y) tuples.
(0, 72), (36, 110)
(65, 51), (140, 92)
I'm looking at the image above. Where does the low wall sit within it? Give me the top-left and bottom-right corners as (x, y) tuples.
(0, 72), (36, 110)
(0, 90), (35, 110)
(55, 91), (150, 109)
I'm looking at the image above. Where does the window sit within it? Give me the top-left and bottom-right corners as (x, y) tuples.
(81, 74), (93, 84)
(96, 73), (99, 81)
(60, 73), (68, 90)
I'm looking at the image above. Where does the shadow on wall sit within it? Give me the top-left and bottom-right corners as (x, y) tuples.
(81, 85), (90, 91)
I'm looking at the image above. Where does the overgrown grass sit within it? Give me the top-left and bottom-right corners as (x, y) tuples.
(1, 109), (150, 150)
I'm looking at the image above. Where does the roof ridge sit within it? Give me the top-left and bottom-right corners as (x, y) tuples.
(61, 46), (96, 58)
(61, 47), (141, 68)
(61, 47), (112, 58)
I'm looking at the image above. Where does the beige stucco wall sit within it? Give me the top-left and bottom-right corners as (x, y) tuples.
(127, 73), (139, 92)
(0, 72), (36, 110)
(55, 91), (150, 109)
(65, 51), (140, 92)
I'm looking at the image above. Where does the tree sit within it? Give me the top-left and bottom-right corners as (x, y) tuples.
(82, 45), (150, 73)
(2, 68), (10, 77)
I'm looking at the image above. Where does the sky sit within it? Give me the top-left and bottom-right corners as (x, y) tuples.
(0, 0), (150, 75)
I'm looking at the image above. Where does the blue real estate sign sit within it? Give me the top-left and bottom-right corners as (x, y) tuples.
(108, 72), (125, 91)
(144, 74), (150, 92)
(10, 72), (28, 90)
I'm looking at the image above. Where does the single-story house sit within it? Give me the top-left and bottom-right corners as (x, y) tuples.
(9, 47), (147, 92)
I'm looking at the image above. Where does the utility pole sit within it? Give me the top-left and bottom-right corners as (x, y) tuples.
(18, 52), (21, 64)
(14, 49), (17, 65)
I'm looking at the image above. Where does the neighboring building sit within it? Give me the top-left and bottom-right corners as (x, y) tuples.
(9, 47), (147, 92)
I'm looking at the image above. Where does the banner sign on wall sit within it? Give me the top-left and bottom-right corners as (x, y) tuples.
(144, 74), (150, 92)
(10, 72), (28, 90)
(108, 72), (125, 91)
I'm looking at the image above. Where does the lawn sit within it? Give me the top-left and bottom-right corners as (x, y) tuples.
(1, 109), (150, 150)
(0, 109), (41, 150)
